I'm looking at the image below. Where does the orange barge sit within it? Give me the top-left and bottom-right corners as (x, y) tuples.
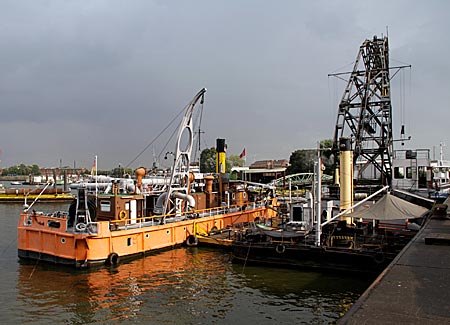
(18, 179), (277, 267)
(17, 88), (278, 267)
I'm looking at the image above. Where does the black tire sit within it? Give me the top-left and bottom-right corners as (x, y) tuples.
(106, 253), (120, 266)
(186, 235), (199, 247)
(373, 252), (385, 264)
(275, 244), (286, 254)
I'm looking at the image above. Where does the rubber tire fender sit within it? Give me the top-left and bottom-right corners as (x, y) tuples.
(276, 244), (286, 254)
(186, 235), (199, 247)
(373, 252), (385, 264)
(106, 253), (120, 266)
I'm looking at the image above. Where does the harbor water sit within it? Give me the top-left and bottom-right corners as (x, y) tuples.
(0, 202), (373, 324)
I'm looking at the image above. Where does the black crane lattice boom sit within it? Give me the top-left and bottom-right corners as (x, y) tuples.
(331, 35), (393, 186)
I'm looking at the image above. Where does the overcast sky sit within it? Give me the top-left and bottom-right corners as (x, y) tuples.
(1, 0), (449, 169)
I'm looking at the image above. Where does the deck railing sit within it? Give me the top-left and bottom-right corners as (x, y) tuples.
(109, 200), (268, 230)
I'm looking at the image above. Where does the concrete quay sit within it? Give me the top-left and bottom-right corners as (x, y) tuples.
(339, 213), (450, 324)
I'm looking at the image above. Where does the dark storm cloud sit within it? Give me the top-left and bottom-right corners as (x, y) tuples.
(1, 0), (449, 168)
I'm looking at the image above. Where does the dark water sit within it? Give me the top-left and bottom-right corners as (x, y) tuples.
(0, 202), (373, 324)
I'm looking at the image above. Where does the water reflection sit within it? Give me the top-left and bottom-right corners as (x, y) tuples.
(232, 264), (374, 323)
(6, 200), (372, 324)
(16, 247), (371, 324)
(17, 248), (236, 323)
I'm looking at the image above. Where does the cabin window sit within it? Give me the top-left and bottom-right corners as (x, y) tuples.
(394, 167), (404, 179)
(61, 238), (66, 244)
(406, 167), (413, 179)
(418, 166), (427, 177)
(127, 237), (132, 246)
(100, 200), (111, 212)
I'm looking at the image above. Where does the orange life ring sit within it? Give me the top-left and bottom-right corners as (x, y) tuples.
(119, 210), (128, 220)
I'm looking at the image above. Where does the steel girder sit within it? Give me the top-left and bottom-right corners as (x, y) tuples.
(332, 35), (393, 185)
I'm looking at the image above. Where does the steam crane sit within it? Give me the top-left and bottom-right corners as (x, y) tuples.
(161, 88), (206, 221)
(330, 35), (409, 186)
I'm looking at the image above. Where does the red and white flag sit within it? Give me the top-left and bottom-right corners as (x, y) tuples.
(239, 148), (246, 159)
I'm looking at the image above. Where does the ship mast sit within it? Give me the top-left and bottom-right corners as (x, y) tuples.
(162, 88), (206, 219)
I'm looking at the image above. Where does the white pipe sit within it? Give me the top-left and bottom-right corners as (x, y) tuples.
(24, 182), (53, 212)
(289, 179), (292, 203)
(172, 192), (196, 210)
(315, 144), (322, 246)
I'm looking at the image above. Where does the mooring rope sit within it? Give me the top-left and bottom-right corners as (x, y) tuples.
(242, 240), (252, 272)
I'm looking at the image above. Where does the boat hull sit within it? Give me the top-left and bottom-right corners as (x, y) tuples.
(18, 206), (275, 267)
(231, 242), (395, 274)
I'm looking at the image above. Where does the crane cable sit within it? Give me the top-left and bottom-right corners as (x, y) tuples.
(125, 103), (189, 168)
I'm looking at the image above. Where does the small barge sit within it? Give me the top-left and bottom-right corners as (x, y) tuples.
(0, 187), (74, 202)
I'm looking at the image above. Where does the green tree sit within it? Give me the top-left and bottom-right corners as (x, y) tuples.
(199, 149), (243, 173)
(286, 150), (316, 175)
(227, 155), (244, 169)
(286, 139), (334, 175)
(0, 164), (40, 176)
(110, 167), (133, 177)
(31, 164), (41, 175)
(320, 139), (334, 175)
(200, 148), (217, 173)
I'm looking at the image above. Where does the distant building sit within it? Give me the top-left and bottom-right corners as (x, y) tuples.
(231, 159), (290, 184)
(35, 168), (88, 184)
(249, 160), (289, 169)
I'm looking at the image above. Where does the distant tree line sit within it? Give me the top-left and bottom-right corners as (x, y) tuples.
(1, 164), (41, 176)
(0, 164), (134, 177)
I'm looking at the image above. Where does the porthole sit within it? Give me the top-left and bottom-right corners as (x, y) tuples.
(61, 238), (66, 244)
(145, 234), (150, 239)
(166, 230), (170, 234)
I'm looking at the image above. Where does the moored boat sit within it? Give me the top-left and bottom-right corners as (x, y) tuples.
(0, 186), (74, 202)
(231, 201), (427, 274)
(18, 182), (276, 267)
(17, 88), (278, 267)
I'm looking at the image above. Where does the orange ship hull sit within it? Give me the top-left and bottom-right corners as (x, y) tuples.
(18, 203), (276, 267)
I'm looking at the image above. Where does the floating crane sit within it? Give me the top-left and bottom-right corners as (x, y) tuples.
(329, 35), (410, 186)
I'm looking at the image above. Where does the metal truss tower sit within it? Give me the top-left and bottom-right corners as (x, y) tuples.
(331, 35), (395, 186)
